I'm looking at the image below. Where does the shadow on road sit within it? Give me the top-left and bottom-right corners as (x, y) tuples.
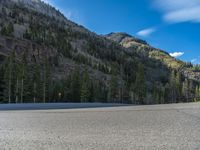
(0, 103), (131, 111)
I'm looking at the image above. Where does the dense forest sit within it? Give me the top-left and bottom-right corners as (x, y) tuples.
(1, 51), (200, 104)
(0, 0), (200, 104)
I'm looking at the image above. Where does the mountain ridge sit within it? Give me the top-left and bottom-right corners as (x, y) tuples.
(0, 0), (199, 104)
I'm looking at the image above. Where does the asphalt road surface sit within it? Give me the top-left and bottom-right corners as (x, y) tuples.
(0, 103), (200, 150)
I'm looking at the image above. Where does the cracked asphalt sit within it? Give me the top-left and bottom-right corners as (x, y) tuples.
(0, 103), (200, 150)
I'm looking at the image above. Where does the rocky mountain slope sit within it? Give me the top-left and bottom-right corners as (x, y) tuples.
(106, 32), (200, 81)
(0, 0), (199, 104)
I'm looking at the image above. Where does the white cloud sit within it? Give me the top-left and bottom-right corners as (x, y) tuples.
(169, 52), (184, 58)
(137, 28), (156, 37)
(153, 0), (200, 23)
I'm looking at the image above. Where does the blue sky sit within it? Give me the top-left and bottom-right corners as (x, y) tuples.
(43, 0), (200, 64)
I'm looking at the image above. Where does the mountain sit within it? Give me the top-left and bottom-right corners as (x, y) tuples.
(106, 32), (183, 69)
(106, 32), (200, 81)
(0, 0), (200, 104)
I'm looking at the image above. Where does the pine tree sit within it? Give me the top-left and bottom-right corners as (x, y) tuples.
(164, 83), (170, 103)
(169, 71), (177, 103)
(93, 80), (101, 102)
(69, 68), (81, 102)
(160, 86), (165, 104)
(81, 69), (90, 103)
(175, 71), (182, 102)
(40, 57), (52, 103)
(14, 63), (20, 103)
(44, 58), (52, 103)
(0, 66), (5, 103)
(2, 50), (21, 103)
(134, 63), (146, 104)
(7, 22), (14, 36)
(189, 80), (194, 102)
(93, 80), (108, 103)
(43, 67), (46, 103)
(195, 85), (200, 102)
(19, 52), (28, 103)
(32, 63), (42, 103)
(119, 64), (124, 103)
(130, 83), (136, 104)
(153, 82), (159, 104)
(182, 79), (190, 102)
(1, 22), (14, 36)
(3, 51), (16, 103)
(108, 72), (118, 103)
(197, 86), (200, 101)
(7, 55), (13, 103)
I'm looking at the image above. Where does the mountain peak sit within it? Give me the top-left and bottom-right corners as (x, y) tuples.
(105, 32), (148, 48)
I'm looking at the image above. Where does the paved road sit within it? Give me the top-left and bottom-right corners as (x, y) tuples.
(0, 103), (200, 150)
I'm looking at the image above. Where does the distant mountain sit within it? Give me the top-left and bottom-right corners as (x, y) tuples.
(0, 0), (199, 104)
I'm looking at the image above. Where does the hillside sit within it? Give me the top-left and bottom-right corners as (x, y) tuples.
(106, 32), (184, 69)
(0, 0), (199, 104)
(106, 32), (200, 80)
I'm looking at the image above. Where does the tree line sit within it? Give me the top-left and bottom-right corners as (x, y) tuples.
(0, 50), (199, 104)
(0, 50), (148, 104)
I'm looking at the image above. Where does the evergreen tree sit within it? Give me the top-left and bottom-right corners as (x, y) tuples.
(134, 63), (146, 104)
(32, 63), (42, 103)
(3, 51), (16, 103)
(80, 69), (90, 102)
(1, 22), (14, 36)
(93, 80), (108, 103)
(119, 64), (124, 103)
(130, 83), (136, 104)
(93, 80), (102, 102)
(153, 82), (159, 104)
(164, 83), (170, 103)
(62, 77), (71, 102)
(42, 57), (51, 103)
(195, 85), (200, 102)
(69, 68), (81, 102)
(19, 52), (29, 103)
(45, 58), (52, 103)
(14, 62), (20, 103)
(182, 79), (190, 102)
(175, 71), (182, 102)
(189, 80), (195, 102)
(7, 22), (14, 36)
(0, 66), (5, 103)
(169, 71), (177, 103)
(108, 72), (118, 103)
